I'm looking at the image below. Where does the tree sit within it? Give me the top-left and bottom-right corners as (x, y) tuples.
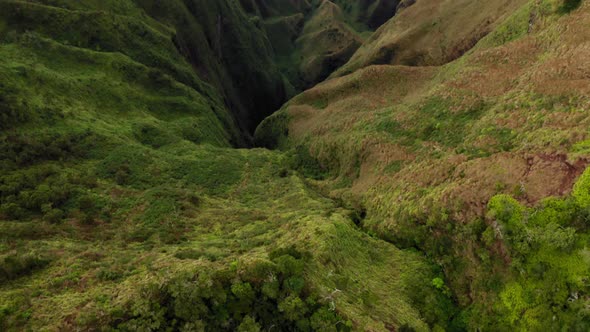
(237, 315), (261, 332)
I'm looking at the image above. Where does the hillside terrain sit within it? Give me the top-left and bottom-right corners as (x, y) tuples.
(1, 0), (589, 331)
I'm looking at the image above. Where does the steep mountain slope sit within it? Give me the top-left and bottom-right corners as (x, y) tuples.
(253, 0), (399, 90)
(0, 0), (450, 331)
(258, 0), (590, 329)
(0, 0), (291, 139)
(134, 0), (290, 134)
(333, 0), (530, 75)
(1, 0), (589, 330)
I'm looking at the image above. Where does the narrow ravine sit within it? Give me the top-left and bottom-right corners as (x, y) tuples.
(3, 0), (589, 331)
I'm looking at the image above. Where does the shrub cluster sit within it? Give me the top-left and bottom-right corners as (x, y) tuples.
(0, 164), (100, 223)
(0, 85), (29, 130)
(113, 249), (351, 331)
(484, 186), (590, 330)
(560, 0), (582, 14)
(290, 145), (330, 180)
(0, 253), (50, 283)
(0, 130), (99, 169)
(373, 167), (590, 330)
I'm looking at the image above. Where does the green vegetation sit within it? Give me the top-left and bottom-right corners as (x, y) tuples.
(480, 174), (590, 330)
(112, 249), (351, 331)
(1, 254), (50, 283)
(254, 111), (291, 150)
(2, 0), (590, 330)
(0, 2), (447, 329)
(560, 0), (583, 13)
(258, 0), (590, 330)
(476, 2), (534, 48)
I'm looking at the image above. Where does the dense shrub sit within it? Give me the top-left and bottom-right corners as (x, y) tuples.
(375, 166), (590, 331)
(0, 85), (29, 130)
(0, 166), (71, 220)
(0, 130), (99, 169)
(560, 0), (582, 13)
(123, 188), (200, 244)
(174, 249), (224, 261)
(0, 253), (50, 283)
(169, 151), (244, 195)
(98, 146), (160, 188)
(290, 145), (330, 180)
(480, 168), (590, 330)
(112, 249), (351, 331)
(132, 122), (178, 148)
(179, 118), (203, 144)
(0, 164), (102, 222)
(254, 111), (290, 149)
(42, 207), (64, 224)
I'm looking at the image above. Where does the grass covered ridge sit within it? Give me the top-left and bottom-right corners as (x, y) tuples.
(2, 0), (590, 330)
(260, 0), (590, 329)
(0, 0), (452, 330)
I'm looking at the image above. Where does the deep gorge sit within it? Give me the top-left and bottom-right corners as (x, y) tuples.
(1, 0), (589, 331)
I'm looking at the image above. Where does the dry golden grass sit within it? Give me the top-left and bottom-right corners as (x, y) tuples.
(333, 0), (530, 76)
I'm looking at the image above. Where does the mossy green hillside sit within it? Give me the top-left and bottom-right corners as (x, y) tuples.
(2, 0), (589, 330)
(252, 0), (399, 91)
(0, 0), (294, 136)
(258, 0), (590, 329)
(0, 139), (450, 330)
(0, 1), (452, 330)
